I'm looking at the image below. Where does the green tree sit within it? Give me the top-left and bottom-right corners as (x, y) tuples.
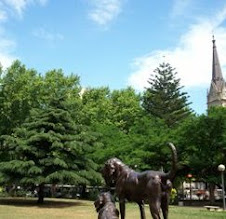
(178, 107), (226, 203)
(81, 87), (111, 125)
(39, 69), (81, 105)
(126, 114), (173, 171)
(92, 112), (174, 173)
(110, 87), (141, 132)
(0, 61), (82, 135)
(81, 87), (141, 131)
(92, 123), (131, 164)
(81, 87), (143, 168)
(142, 62), (191, 128)
(0, 97), (102, 203)
(0, 61), (41, 135)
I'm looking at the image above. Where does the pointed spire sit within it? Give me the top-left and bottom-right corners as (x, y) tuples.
(208, 36), (226, 108)
(212, 35), (224, 89)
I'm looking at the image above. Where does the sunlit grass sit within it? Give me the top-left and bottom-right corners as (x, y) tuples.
(0, 197), (226, 219)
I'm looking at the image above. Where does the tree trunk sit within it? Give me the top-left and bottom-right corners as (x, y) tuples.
(51, 184), (56, 198)
(9, 184), (16, 197)
(81, 185), (88, 199)
(209, 183), (215, 205)
(37, 183), (45, 204)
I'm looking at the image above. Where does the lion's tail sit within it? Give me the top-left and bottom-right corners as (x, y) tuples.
(163, 142), (177, 180)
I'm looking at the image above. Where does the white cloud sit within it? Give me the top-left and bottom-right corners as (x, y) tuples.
(0, 9), (7, 22)
(128, 6), (226, 91)
(0, 0), (48, 69)
(1, 0), (48, 17)
(3, 0), (27, 16)
(38, 0), (48, 6)
(32, 27), (64, 41)
(0, 53), (16, 69)
(0, 29), (17, 68)
(88, 0), (123, 26)
(171, 0), (193, 18)
(0, 2), (8, 22)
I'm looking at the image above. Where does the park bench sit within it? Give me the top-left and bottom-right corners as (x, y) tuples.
(204, 206), (222, 211)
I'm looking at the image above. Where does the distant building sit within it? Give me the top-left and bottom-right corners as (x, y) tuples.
(207, 37), (226, 108)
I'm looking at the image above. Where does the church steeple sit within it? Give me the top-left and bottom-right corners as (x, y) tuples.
(212, 36), (224, 90)
(207, 36), (226, 108)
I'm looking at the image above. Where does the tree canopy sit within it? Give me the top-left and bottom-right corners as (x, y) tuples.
(178, 107), (226, 184)
(1, 60), (226, 205)
(142, 62), (192, 127)
(0, 97), (102, 203)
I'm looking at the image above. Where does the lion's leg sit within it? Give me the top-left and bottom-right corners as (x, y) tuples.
(161, 180), (172, 219)
(148, 197), (161, 219)
(119, 199), (126, 219)
(138, 201), (146, 219)
(161, 192), (169, 219)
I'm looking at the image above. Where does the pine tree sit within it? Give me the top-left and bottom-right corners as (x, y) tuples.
(142, 62), (191, 127)
(0, 97), (102, 203)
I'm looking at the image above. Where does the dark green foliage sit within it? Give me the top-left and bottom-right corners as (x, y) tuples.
(177, 107), (226, 184)
(92, 123), (131, 164)
(126, 114), (174, 171)
(4, 59), (226, 202)
(0, 97), (102, 194)
(92, 113), (175, 174)
(142, 63), (191, 127)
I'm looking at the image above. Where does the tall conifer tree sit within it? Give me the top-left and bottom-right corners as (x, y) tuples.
(0, 97), (101, 203)
(142, 62), (191, 127)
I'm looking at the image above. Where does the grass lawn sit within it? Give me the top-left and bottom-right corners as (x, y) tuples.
(0, 197), (226, 219)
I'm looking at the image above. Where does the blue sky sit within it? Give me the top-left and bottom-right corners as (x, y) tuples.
(1, 0), (226, 114)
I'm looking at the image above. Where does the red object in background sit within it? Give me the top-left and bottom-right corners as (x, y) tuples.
(187, 174), (192, 178)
